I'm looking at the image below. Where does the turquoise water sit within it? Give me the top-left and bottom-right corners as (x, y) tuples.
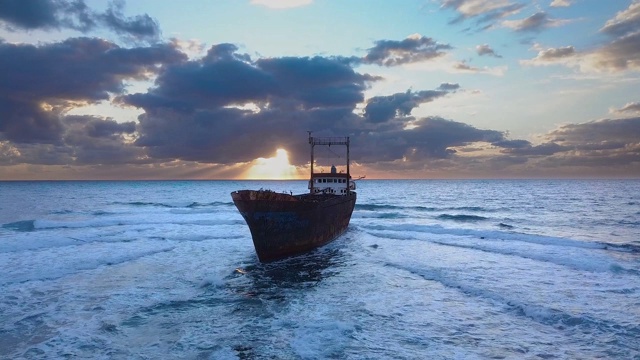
(1, 180), (639, 359)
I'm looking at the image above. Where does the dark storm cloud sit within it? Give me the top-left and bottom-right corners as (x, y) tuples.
(98, 1), (160, 41)
(362, 36), (453, 66)
(117, 44), (379, 165)
(0, 37), (185, 144)
(64, 115), (136, 138)
(547, 117), (640, 146)
(364, 85), (459, 123)
(500, 141), (567, 156)
(121, 46), (372, 113)
(61, 115), (143, 165)
(0, 0), (160, 41)
(0, 115), (140, 166)
(499, 117), (640, 167)
(356, 116), (507, 163)
(256, 56), (371, 108)
(0, 0), (92, 31)
(491, 139), (531, 149)
(5, 31), (635, 177)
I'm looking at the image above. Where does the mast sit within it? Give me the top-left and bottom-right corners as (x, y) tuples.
(308, 131), (314, 193)
(308, 134), (351, 194)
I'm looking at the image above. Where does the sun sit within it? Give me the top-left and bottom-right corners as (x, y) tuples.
(244, 148), (299, 179)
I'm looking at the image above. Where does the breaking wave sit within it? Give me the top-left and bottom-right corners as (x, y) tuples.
(436, 214), (488, 222)
(112, 201), (233, 208)
(356, 204), (497, 213)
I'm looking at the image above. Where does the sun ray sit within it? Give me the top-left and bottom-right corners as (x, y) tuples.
(244, 148), (300, 179)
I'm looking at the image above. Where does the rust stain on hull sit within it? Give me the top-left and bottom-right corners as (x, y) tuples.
(231, 190), (357, 262)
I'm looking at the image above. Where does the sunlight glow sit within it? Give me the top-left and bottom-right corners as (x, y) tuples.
(244, 148), (299, 179)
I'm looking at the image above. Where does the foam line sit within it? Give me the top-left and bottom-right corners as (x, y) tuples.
(387, 262), (640, 337)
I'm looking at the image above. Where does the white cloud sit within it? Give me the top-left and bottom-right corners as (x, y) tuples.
(250, 0), (313, 9)
(600, 1), (640, 37)
(612, 101), (640, 114)
(441, 0), (520, 18)
(550, 0), (573, 7)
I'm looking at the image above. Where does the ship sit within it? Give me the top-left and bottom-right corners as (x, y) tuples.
(231, 134), (357, 262)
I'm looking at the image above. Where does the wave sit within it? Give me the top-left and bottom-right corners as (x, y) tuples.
(32, 218), (243, 230)
(113, 201), (233, 208)
(437, 214), (488, 222)
(2, 217), (243, 233)
(2, 220), (36, 232)
(388, 262), (640, 338)
(50, 209), (74, 215)
(363, 225), (636, 273)
(356, 204), (496, 213)
(364, 223), (607, 250)
(1, 246), (177, 285)
(619, 219), (640, 226)
(357, 204), (435, 212)
(352, 212), (407, 219)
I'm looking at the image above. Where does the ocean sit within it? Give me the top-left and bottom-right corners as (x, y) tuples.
(1, 179), (639, 359)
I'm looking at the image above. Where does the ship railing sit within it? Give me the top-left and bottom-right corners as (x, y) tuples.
(309, 137), (349, 146)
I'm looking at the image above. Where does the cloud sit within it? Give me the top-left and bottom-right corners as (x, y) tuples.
(476, 44), (502, 57)
(521, 2), (640, 73)
(550, 0), (573, 7)
(97, 1), (161, 42)
(600, 1), (640, 38)
(0, 0), (160, 42)
(546, 117), (640, 146)
(501, 11), (571, 32)
(520, 40), (640, 73)
(586, 31), (640, 71)
(452, 61), (507, 75)
(364, 85), (459, 123)
(117, 44), (380, 165)
(0, 37), (184, 149)
(521, 44), (577, 66)
(498, 117), (640, 169)
(362, 34), (453, 66)
(2, 32), (638, 179)
(355, 116), (507, 164)
(61, 115), (142, 165)
(613, 101), (640, 114)
(439, 0), (525, 28)
(250, 0), (313, 9)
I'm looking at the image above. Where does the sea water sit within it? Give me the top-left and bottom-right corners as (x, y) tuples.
(0, 180), (639, 359)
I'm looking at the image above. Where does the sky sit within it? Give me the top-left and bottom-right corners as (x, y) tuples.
(0, 0), (639, 180)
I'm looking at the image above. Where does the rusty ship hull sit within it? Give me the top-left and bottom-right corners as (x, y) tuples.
(231, 190), (357, 262)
